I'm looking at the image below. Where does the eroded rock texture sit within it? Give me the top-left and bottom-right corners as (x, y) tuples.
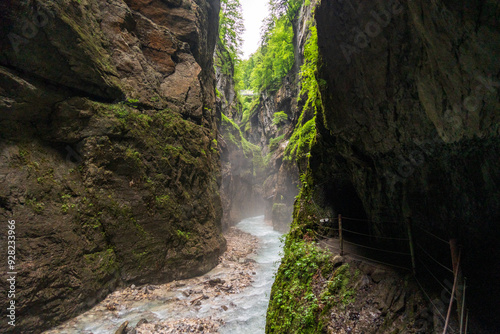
(244, 3), (319, 232)
(215, 43), (266, 229)
(313, 0), (499, 330)
(0, 0), (224, 332)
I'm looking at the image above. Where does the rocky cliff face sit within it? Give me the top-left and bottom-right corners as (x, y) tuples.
(215, 43), (266, 229)
(248, 78), (300, 232)
(0, 0), (225, 332)
(256, 3), (318, 233)
(309, 0), (499, 330)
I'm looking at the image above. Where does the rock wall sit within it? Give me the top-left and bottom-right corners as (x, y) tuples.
(248, 78), (300, 232)
(311, 0), (499, 331)
(219, 114), (266, 229)
(256, 3), (317, 232)
(215, 42), (265, 229)
(0, 0), (225, 332)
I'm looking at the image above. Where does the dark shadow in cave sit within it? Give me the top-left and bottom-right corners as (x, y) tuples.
(321, 177), (369, 235)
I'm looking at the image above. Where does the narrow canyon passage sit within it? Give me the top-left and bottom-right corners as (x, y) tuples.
(1, 0), (498, 332)
(43, 216), (282, 334)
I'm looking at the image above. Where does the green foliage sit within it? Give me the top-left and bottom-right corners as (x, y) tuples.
(233, 1), (301, 123)
(268, 0), (303, 24)
(299, 23), (324, 113)
(284, 117), (316, 162)
(221, 113), (265, 173)
(281, 14), (322, 164)
(239, 96), (260, 126)
(234, 2), (297, 93)
(250, 18), (294, 92)
(266, 237), (355, 333)
(272, 111), (288, 126)
(235, 56), (255, 91)
(219, 0), (245, 60)
(176, 229), (191, 242)
(26, 197), (45, 214)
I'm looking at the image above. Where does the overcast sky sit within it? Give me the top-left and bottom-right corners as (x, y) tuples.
(240, 0), (270, 59)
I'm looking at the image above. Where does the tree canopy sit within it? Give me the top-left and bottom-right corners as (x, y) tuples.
(235, 4), (297, 93)
(219, 0), (245, 60)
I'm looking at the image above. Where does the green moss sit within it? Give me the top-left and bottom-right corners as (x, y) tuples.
(272, 111), (288, 126)
(299, 23), (322, 113)
(266, 237), (355, 333)
(240, 97), (260, 125)
(71, 100), (220, 277)
(267, 163), (358, 332)
(56, 6), (122, 92)
(222, 113), (263, 163)
(84, 248), (118, 274)
(61, 203), (70, 214)
(284, 117), (316, 162)
(26, 197), (45, 214)
(125, 147), (143, 167)
(211, 139), (218, 153)
(155, 195), (171, 206)
(282, 14), (323, 165)
(176, 229), (191, 242)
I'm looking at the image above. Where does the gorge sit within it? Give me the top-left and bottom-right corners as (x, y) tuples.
(0, 0), (499, 333)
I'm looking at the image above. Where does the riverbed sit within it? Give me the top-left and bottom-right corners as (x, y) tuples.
(43, 216), (283, 334)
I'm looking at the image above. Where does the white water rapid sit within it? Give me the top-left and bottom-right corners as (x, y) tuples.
(44, 216), (283, 334)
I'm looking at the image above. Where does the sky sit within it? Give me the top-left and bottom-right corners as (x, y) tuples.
(240, 0), (270, 59)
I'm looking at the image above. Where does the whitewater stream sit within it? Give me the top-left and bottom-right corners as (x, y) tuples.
(44, 216), (283, 334)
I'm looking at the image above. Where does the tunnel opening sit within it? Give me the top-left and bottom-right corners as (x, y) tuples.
(321, 176), (369, 235)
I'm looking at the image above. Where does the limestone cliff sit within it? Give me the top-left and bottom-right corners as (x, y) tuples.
(313, 0), (499, 330)
(215, 42), (266, 229)
(0, 0), (225, 332)
(268, 0), (499, 332)
(251, 3), (317, 233)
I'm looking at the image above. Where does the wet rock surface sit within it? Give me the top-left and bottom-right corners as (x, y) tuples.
(0, 1), (224, 333)
(216, 44), (266, 230)
(312, 0), (499, 330)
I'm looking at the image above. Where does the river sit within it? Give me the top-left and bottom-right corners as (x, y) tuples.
(44, 216), (283, 334)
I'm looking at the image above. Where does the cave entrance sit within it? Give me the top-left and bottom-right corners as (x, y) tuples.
(322, 177), (369, 234)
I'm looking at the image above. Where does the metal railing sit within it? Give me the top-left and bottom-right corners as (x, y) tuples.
(311, 213), (468, 334)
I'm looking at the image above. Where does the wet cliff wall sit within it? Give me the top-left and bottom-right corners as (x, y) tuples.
(0, 0), (225, 332)
(268, 0), (499, 332)
(215, 42), (266, 229)
(304, 0), (499, 331)
(244, 3), (320, 232)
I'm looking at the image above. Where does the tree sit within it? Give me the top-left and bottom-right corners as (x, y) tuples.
(219, 0), (245, 60)
(268, 0), (303, 24)
(249, 17), (294, 92)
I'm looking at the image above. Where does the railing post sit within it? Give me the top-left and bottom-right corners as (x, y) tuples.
(464, 309), (469, 334)
(406, 218), (416, 275)
(460, 277), (467, 334)
(338, 214), (343, 256)
(443, 249), (461, 334)
(450, 239), (463, 319)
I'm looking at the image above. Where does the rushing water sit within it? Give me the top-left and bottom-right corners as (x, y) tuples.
(219, 216), (283, 333)
(44, 216), (283, 334)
